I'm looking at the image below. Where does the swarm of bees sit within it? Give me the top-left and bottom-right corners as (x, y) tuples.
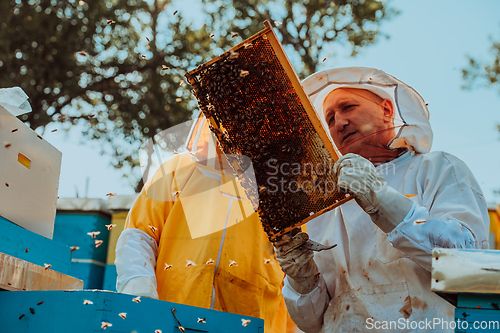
(185, 31), (349, 240)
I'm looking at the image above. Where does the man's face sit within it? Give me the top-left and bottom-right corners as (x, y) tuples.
(323, 88), (395, 159)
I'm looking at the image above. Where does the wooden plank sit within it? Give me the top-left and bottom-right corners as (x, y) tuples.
(105, 211), (127, 265)
(0, 105), (61, 239)
(0, 252), (83, 291)
(0, 216), (71, 274)
(432, 248), (500, 294)
(1, 290), (264, 332)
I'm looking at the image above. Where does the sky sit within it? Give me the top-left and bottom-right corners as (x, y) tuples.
(38, 0), (500, 205)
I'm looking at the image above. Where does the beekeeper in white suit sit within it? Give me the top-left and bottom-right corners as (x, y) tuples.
(275, 67), (490, 332)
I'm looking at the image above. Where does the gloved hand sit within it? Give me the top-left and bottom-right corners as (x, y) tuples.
(120, 276), (159, 299)
(274, 230), (320, 294)
(333, 153), (414, 233)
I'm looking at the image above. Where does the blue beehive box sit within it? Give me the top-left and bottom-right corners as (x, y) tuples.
(53, 198), (112, 289)
(0, 290), (264, 333)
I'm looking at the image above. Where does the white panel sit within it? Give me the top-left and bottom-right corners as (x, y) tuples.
(431, 248), (500, 294)
(0, 105), (61, 238)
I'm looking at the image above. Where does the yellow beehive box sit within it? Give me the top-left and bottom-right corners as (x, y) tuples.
(0, 89), (62, 239)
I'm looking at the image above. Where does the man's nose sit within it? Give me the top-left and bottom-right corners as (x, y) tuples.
(335, 114), (349, 131)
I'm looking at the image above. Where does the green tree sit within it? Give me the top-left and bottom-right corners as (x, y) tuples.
(0, 0), (398, 191)
(203, 0), (397, 76)
(462, 32), (500, 94)
(462, 29), (500, 140)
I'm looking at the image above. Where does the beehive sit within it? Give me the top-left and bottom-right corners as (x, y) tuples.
(185, 21), (352, 240)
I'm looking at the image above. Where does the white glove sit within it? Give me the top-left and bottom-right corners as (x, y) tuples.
(333, 153), (414, 233)
(274, 230), (320, 294)
(121, 276), (159, 299)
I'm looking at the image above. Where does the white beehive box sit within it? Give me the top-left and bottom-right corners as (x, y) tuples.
(0, 89), (62, 239)
(431, 248), (500, 294)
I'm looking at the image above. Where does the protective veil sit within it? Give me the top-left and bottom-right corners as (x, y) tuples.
(115, 115), (298, 333)
(282, 67), (490, 332)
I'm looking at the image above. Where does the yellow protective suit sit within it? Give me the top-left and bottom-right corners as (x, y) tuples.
(124, 139), (296, 333)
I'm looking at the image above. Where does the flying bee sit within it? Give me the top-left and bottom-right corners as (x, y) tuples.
(197, 318), (206, 323)
(101, 322), (112, 329)
(162, 65), (169, 70)
(37, 134), (43, 140)
(229, 260), (238, 267)
(132, 296), (141, 303)
(95, 240), (104, 248)
(30, 308), (35, 314)
(164, 263), (172, 270)
(5, 143), (11, 148)
(322, 58), (327, 62)
(173, 10), (178, 15)
(106, 193), (116, 197)
(148, 225), (157, 232)
(146, 37), (151, 42)
(78, 51), (87, 56)
(205, 258), (214, 265)
(51, 129), (57, 132)
(119, 313), (127, 319)
(141, 55), (147, 59)
(37, 301), (43, 306)
(87, 231), (100, 238)
(43, 263), (51, 270)
(241, 319), (251, 327)
(70, 246), (80, 252)
(210, 34), (215, 39)
(264, 258), (271, 264)
(186, 260), (196, 267)
(19, 314), (25, 320)
(83, 300), (93, 305)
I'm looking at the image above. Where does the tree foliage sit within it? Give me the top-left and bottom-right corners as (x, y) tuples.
(462, 29), (500, 136)
(0, 0), (397, 190)
(204, 0), (397, 76)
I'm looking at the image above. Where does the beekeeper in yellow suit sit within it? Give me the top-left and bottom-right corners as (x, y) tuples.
(115, 115), (298, 333)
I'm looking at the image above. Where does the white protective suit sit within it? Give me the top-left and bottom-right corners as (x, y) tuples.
(282, 67), (490, 332)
